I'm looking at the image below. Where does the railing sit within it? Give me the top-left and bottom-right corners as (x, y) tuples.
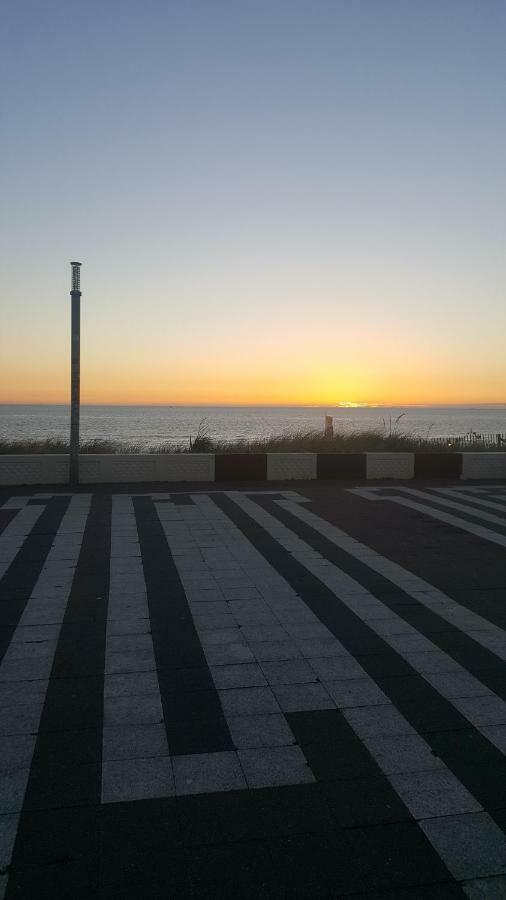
(429, 432), (506, 449)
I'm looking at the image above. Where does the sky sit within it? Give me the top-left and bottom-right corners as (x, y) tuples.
(1, 0), (505, 406)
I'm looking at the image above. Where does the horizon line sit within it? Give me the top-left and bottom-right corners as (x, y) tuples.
(2, 401), (506, 409)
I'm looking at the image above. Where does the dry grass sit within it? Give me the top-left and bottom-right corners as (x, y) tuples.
(0, 427), (501, 454)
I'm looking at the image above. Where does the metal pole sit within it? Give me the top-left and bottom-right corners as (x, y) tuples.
(70, 262), (82, 485)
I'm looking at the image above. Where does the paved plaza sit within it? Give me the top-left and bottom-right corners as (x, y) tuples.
(2, 481), (506, 898)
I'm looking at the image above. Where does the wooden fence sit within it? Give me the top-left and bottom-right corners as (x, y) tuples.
(430, 432), (506, 449)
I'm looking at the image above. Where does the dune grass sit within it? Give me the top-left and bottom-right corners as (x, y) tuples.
(0, 427), (502, 454)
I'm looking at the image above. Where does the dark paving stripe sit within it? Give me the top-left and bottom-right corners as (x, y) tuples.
(0, 508), (17, 535)
(6, 495), (111, 900)
(179, 779), (457, 898)
(188, 825), (458, 899)
(0, 496), (70, 662)
(169, 493), (196, 506)
(316, 486), (506, 618)
(105, 783), (460, 899)
(100, 798), (191, 900)
(388, 488), (506, 536)
(265, 499), (506, 705)
(214, 494), (506, 817)
(133, 496), (233, 755)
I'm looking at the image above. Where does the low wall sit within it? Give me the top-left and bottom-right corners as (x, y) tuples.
(1, 452), (506, 485)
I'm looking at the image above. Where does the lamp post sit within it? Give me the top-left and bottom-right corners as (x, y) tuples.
(70, 262), (82, 484)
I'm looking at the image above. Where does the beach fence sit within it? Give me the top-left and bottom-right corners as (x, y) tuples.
(430, 432), (506, 449)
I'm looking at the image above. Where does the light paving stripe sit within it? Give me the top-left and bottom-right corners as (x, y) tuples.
(432, 488), (506, 514)
(229, 494), (506, 755)
(0, 495), (90, 898)
(0, 504), (46, 580)
(156, 496), (313, 789)
(396, 487), (506, 529)
(221, 492), (506, 883)
(285, 497), (506, 664)
(101, 495), (171, 803)
(0, 497), (32, 510)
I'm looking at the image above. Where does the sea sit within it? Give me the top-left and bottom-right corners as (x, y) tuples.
(1, 405), (506, 449)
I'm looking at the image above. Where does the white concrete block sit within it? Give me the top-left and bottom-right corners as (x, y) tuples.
(267, 453), (317, 481)
(366, 453), (414, 480)
(79, 454), (215, 483)
(461, 453), (506, 481)
(154, 454), (215, 482)
(79, 455), (157, 483)
(0, 456), (68, 485)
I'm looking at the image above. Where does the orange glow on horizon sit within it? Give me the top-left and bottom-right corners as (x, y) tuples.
(2, 363), (505, 407)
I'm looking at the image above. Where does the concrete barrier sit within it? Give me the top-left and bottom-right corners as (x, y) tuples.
(0, 455), (69, 485)
(461, 453), (506, 481)
(0, 452), (505, 485)
(366, 452), (415, 480)
(267, 453), (317, 481)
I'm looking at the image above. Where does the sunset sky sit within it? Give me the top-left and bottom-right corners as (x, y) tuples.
(1, 1), (505, 406)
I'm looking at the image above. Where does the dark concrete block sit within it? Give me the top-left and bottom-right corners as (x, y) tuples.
(215, 454), (268, 481)
(316, 453), (366, 479)
(414, 453), (463, 478)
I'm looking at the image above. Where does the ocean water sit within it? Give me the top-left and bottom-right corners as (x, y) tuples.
(1, 405), (506, 448)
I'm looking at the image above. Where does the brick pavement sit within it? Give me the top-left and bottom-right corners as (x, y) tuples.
(1, 482), (506, 897)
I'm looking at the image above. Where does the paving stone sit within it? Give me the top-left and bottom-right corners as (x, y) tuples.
(11, 625), (60, 643)
(288, 640), (347, 662)
(102, 756), (174, 802)
(219, 686), (280, 716)
(107, 618), (151, 636)
(103, 671), (160, 698)
(389, 769), (482, 819)
(0, 735), (37, 774)
(107, 633), (154, 652)
(308, 655), (366, 680)
(240, 624), (290, 643)
(364, 734), (446, 775)
(421, 812), (506, 880)
(0, 680), (48, 705)
(103, 693), (163, 726)
(210, 663), (267, 689)
(463, 875), (506, 899)
(260, 659), (318, 685)
(401, 650), (462, 675)
(193, 613), (235, 630)
(0, 658), (52, 682)
(228, 713), (295, 749)
(173, 751), (246, 795)
(344, 705), (416, 739)
(0, 701), (42, 736)
(273, 683), (335, 712)
(324, 678), (390, 709)
(199, 627), (245, 646)
(248, 640), (302, 661)
(189, 601), (230, 616)
(204, 643), (255, 666)
(452, 695), (506, 726)
(423, 670), (494, 699)
(6, 482), (506, 898)
(222, 588), (264, 601)
(0, 768), (29, 813)
(102, 724), (169, 761)
(238, 746), (315, 788)
(0, 813), (18, 869)
(104, 650), (157, 675)
(480, 724), (506, 753)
